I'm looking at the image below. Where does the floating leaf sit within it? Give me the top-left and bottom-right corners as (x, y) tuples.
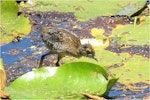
(33, 0), (145, 21)
(6, 62), (118, 99)
(0, 0), (31, 44)
(90, 28), (109, 48)
(91, 28), (105, 38)
(109, 55), (149, 84)
(111, 16), (150, 45)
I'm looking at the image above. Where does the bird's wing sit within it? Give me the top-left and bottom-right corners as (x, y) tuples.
(52, 29), (81, 56)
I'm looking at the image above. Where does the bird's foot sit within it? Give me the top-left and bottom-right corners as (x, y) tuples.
(55, 62), (60, 67)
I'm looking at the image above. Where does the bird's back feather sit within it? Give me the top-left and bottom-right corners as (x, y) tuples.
(41, 27), (81, 56)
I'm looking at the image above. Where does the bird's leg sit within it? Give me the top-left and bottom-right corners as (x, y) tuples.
(38, 51), (51, 68)
(56, 54), (62, 66)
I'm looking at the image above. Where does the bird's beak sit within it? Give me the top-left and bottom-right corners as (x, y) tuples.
(93, 57), (98, 62)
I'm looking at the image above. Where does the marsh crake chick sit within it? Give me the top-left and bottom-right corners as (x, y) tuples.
(39, 26), (97, 68)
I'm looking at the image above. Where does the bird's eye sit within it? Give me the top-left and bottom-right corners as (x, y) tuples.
(48, 32), (50, 34)
(83, 46), (87, 49)
(86, 50), (91, 54)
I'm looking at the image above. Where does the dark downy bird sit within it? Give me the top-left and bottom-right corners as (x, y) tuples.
(39, 26), (97, 68)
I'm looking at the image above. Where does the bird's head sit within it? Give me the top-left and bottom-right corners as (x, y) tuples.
(80, 43), (98, 61)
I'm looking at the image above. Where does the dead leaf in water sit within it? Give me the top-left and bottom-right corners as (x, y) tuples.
(0, 58), (10, 98)
(82, 92), (106, 100)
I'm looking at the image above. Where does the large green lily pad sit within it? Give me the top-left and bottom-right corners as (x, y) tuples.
(6, 62), (118, 99)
